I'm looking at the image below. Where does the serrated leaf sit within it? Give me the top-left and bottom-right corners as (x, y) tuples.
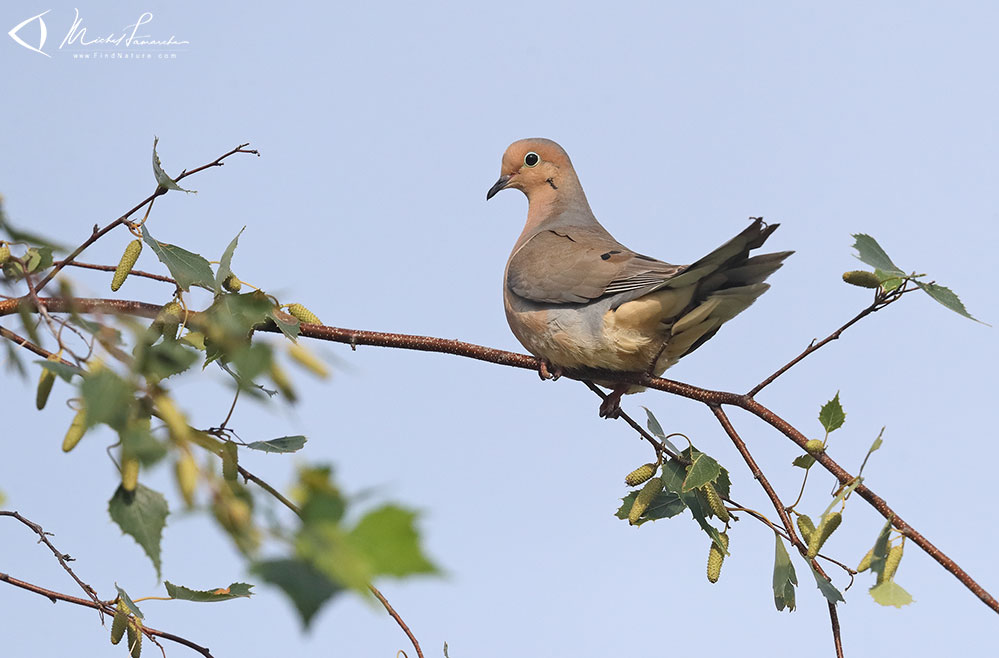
(35, 359), (84, 383)
(109, 484), (168, 579)
(165, 581), (253, 602)
(659, 458), (687, 494)
(252, 559), (343, 628)
(852, 234), (903, 275)
(114, 584), (144, 618)
(152, 137), (196, 194)
(246, 435), (307, 453)
(133, 339), (200, 383)
(140, 224), (214, 291)
(348, 506), (438, 578)
(81, 368), (134, 430)
(614, 490), (686, 526)
(215, 227), (245, 294)
(819, 393), (845, 433)
(792, 454), (815, 469)
(681, 453), (721, 492)
(773, 535), (798, 612)
(915, 281), (984, 323)
(869, 580), (914, 607)
(809, 562), (845, 604)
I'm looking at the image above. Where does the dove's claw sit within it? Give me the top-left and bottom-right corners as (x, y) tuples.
(598, 388), (625, 418)
(538, 361), (563, 381)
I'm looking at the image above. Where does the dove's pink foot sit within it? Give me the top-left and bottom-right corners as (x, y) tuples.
(538, 360), (563, 381)
(598, 387), (626, 418)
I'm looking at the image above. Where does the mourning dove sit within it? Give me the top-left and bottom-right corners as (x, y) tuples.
(487, 138), (792, 417)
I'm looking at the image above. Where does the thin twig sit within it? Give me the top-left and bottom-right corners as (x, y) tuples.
(0, 325), (75, 366)
(0, 573), (214, 656)
(31, 143), (258, 295)
(747, 287), (915, 397)
(54, 260), (178, 285)
(0, 511), (101, 609)
(369, 585), (425, 658)
(709, 406), (844, 657)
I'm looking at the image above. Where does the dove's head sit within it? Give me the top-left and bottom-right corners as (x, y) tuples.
(487, 138), (577, 201)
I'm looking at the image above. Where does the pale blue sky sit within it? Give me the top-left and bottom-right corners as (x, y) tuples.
(2, 2), (997, 657)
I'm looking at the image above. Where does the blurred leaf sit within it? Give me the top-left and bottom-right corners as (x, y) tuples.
(81, 368), (134, 430)
(614, 490), (685, 526)
(296, 521), (371, 594)
(114, 584), (144, 618)
(215, 227), (245, 294)
(348, 506), (438, 577)
(772, 535), (798, 612)
(852, 234), (903, 275)
(141, 224), (214, 291)
(247, 435), (307, 453)
(682, 453), (721, 492)
(818, 393), (845, 433)
(212, 481), (260, 555)
(792, 454), (815, 469)
(109, 484), (169, 579)
(165, 581), (253, 602)
(269, 308), (301, 341)
(134, 339), (200, 383)
(0, 208), (67, 251)
(120, 418), (168, 467)
(4, 342), (27, 379)
(252, 558), (343, 628)
(152, 137), (196, 194)
(915, 281), (983, 323)
(869, 580), (914, 608)
(202, 292), (273, 366)
(808, 562), (845, 604)
(297, 466), (346, 524)
(36, 359), (84, 383)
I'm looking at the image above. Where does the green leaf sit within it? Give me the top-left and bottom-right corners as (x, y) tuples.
(915, 281), (984, 323)
(141, 224), (214, 291)
(681, 453), (721, 492)
(81, 368), (134, 430)
(165, 581), (253, 602)
(875, 268), (905, 292)
(119, 418), (168, 467)
(152, 137), (196, 194)
(296, 521), (372, 594)
(252, 558), (343, 628)
(109, 484), (169, 579)
(114, 584), (144, 618)
(35, 359), (84, 383)
(772, 535), (798, 612)
(215, 227), (245, 294)
(869, 580), (914, 608)
(642, 407), (681, 454)
(246, 435), (307, 453)
(818, 393), (846, 433)
(659, 458), (687, 494)
(133, 339), (200, 383)
(348, 506), (438, 578)
(868, 519), (894, 582)
(852, 234), (903, 275)
(298, 465), (346, 524)
(201, 292), (274, 366)
(268, 307), (301, 341)
(614, 490), (686, 526)
(808, 562), (845, 604)
(868, 428), (884, 455)
(792, 454), (815, 469)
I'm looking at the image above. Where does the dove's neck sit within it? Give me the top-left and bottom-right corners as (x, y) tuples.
(516, 175), (604, 248)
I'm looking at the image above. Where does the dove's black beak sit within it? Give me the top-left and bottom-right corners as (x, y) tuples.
(486, 174), (513, 200)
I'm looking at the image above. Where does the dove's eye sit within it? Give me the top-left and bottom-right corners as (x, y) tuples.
(524, 152), (540, 167)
